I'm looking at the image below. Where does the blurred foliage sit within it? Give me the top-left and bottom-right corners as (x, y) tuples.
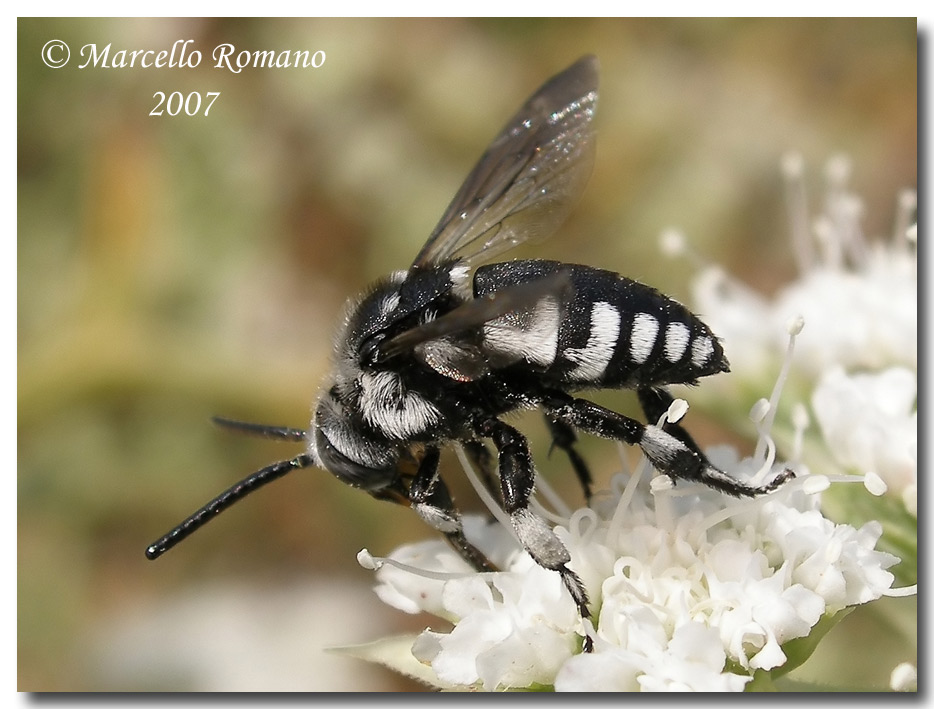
(18, 18), (916, 691)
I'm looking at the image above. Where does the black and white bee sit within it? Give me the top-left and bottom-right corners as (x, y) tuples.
(146, 56), (792, 639)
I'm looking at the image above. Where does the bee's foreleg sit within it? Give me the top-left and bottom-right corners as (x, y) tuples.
(408, 445), (497, 573)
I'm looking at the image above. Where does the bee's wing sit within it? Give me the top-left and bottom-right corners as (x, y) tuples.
(411, 55), (598, 270)
(377, 271), (573, 363)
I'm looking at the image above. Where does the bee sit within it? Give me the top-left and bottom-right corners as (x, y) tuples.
(146, 56), (793, 637)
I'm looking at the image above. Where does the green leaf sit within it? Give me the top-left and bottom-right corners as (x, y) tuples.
(744, 610), (855, 691)
(773, 608), (854, 678)
(745, 670), (778, 692)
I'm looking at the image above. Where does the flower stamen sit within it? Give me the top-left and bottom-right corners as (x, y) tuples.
(753, 316), (804, 461)
(455, 444), (515, 534)
(357, 548), (479, 582)
(781, 150), (814, 273)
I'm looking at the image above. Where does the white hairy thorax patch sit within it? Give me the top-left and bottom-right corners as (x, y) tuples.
(358, 371), (442, 440)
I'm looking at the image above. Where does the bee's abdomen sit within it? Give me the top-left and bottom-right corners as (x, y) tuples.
(474, 260), (728, 389)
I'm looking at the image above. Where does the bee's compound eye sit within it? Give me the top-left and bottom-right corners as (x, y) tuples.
(314, 426), (397, 492)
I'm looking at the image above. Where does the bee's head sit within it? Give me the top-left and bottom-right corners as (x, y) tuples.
(312, 265), (460, 490)
(309, 385), (399, 491)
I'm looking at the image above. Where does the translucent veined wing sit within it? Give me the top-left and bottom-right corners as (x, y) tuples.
(411, 55), (598, 270)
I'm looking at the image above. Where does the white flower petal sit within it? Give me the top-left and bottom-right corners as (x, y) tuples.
(555, 650), (643, 691)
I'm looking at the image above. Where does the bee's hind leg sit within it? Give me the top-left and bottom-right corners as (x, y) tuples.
(543, 390), (794, 498)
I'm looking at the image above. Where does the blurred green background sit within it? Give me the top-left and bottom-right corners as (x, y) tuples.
(18, 18), (916, 691)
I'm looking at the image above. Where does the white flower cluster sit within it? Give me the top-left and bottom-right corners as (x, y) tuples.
(771, 245), (916, 375)
(686, 154), (917, 512)
(366, 436), (898, 691)
(691, 158), (916, 380)
(812, 366), (917, 515)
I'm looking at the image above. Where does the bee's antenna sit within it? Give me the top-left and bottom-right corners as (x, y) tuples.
(145, 453), (315, 560)
(211, 416), (308, 442)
